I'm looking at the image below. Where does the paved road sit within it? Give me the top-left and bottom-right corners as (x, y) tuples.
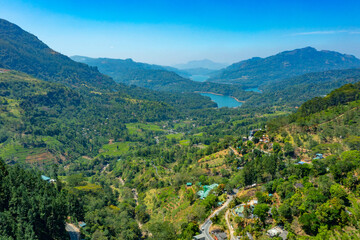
(65, 223), (80, 240)
(202, 219), (214, 240)
(200, 195), (234, 240)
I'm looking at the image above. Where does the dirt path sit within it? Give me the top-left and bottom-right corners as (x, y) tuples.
(225, 209), (236, 240)
(117, 176), (125, 186)
(101, 164), (109, 174)
(117, 177), (143, 230)
(229, 147), (241, 156)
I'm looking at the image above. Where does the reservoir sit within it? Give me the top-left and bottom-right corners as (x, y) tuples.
(190, 75), (209, 82)
(200, 93), (243, 108)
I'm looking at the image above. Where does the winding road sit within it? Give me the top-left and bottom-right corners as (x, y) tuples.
(200, 195), (234, 240)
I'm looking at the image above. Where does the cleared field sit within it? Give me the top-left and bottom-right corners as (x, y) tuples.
(166, 133), (184, 140)
(0, 143), (49, 163)
(98, 142), (130, 157)
(198, 149), (229, 168)
(179, 140), (190, 146)
(126, 123), (164, 135)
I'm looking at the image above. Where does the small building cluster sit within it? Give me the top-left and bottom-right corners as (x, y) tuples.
(234, 199), (258, 218)
(313, 153), (324, 160)
(197, 183), (219, 200)
(267, 226), (288, 239)
(211, 230), (227, 240)
(0, 68), (10, 73)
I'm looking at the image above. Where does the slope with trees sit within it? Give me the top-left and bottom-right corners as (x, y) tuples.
(209, 47), (360, 87)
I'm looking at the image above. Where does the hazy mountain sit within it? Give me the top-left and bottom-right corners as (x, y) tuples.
(71, 56), (257, 101)
(208, 47), (360, 87)
(71, 56), (190, 79)
(0, 19), (116, 90)
(173, 59), (228, 70)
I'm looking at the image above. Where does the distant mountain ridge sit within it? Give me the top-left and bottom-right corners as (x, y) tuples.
(71, 56), (190, 79)
(0, 19), (115, 90)
(244, 68), (360, 108)
(208, 47), (360, 87)
(173, 59), (228, 70)
(71, 55), (257, 101)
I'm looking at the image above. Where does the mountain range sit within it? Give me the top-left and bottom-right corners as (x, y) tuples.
(209, 47), (360, 87)
(71, 56), (257, 101)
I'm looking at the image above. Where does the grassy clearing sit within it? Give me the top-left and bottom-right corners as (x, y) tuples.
(166, 133), (184, 140)
(75, 183), (102, 192)
(180, 140), (190, 146)
(126, 123), (163, 135)
(193, 132), (204, 137)
(98, 142), (130, 157)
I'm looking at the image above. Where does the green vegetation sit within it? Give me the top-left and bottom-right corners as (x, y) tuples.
(209, 46), (360, 87)
(71, 55), (258, 102)
(2, 18), (360, 240)
(0, 159), (82, 240)
(0, 19), (115, 90)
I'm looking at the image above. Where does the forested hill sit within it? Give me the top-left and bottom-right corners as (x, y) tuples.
(71, 56), (191, 79)
(269, 80), (360, 132)
(0, 19), (115, 90)
(244, 68), (360, 109)
(209, 47), (360, 87)
(0, 70), (217, 166)
(71, 55), (258, 101)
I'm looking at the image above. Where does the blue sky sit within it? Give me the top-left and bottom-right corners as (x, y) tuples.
(1, 0), (360, 65)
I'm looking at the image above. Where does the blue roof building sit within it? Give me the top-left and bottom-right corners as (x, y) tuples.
(41, 175), (51, 181)
(79, 222), (87, 228)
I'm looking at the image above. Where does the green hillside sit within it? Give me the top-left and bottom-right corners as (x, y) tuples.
(244, 68), (360, 109)
(209, 47), (360, 87)
(0, 19), (115, 90)
(71, 56), (258, 102)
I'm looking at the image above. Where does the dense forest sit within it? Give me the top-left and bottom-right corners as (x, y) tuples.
(0, 159), (82, 239)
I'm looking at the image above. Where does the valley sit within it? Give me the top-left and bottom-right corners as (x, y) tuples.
(0, 16), (360, 240)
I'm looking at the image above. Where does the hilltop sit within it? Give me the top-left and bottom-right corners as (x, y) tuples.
(0, 19), (115, 90)
(209, 47), (360, 87)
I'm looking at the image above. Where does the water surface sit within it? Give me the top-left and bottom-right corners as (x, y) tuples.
(200, 93), (243, 108)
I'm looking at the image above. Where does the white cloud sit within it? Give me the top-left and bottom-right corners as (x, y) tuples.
(291, 30), (360, 36)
